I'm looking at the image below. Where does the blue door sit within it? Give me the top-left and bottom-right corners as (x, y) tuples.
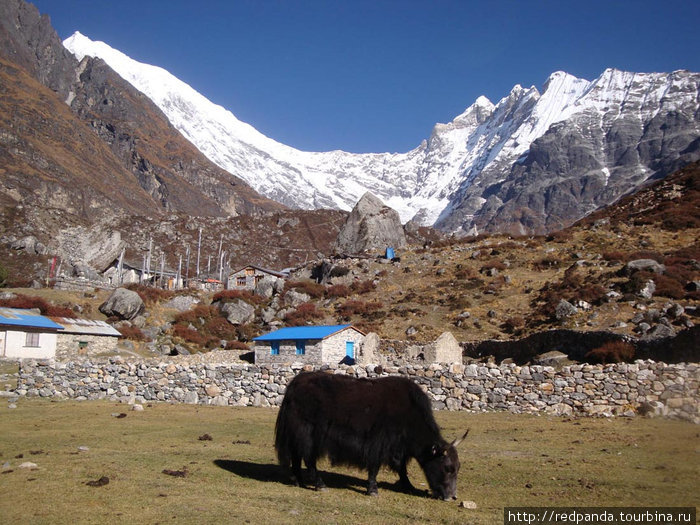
(345, 341), (355, 359)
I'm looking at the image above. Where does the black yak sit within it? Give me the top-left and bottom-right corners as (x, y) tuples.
(275, 371), (469, 499)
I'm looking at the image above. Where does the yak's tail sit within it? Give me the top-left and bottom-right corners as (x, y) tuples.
(274, 375), (298, 468)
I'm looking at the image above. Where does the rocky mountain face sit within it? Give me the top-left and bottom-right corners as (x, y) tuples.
(0, 0), (287, 275)
(0, 0), (282, 224)
(65, 32), (700, 235)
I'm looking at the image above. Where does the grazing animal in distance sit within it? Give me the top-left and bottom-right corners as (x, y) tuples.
(275, 371), (469, 499)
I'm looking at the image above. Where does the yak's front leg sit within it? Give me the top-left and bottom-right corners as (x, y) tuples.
(397, 458), (417, 493)
(304, 456), (326, 491)
(366, 464), (380, 496)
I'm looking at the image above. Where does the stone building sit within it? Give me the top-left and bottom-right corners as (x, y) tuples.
(50, 317), (121, 360)
(0, 308), (64, 359)
(227, 265), (286, 291)
(253, 324), (366, 365)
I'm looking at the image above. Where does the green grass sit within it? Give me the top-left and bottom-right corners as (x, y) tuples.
(0, 400), (697, 524)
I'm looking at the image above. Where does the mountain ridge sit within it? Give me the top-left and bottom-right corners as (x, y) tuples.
(64, 31), (700, 234)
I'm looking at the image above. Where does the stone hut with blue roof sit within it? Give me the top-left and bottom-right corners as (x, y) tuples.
(253, 324), (366, 365)
(0, 307), (65, 359)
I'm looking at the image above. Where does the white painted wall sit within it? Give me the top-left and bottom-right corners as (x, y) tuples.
(2, 329), (57, 359)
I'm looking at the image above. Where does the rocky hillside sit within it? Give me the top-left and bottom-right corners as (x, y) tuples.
(2, 163), (697, 365)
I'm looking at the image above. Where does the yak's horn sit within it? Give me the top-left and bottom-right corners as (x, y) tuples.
(451, 428), (470, 448)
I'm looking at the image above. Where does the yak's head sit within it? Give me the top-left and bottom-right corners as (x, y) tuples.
(422, 429), (469, 501)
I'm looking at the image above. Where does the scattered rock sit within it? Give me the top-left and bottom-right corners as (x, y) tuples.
(131, 404), (144, 412)
(622, 259), (666, 275)
(111, 412), (127, 418)
(162, 467), (188, 478)
(18, 462), (38, 470)
(85, 476), (109, 487)
(198, 434), (213, 441)
(459, 500), (478, 509)
(555, 299), (578, 321)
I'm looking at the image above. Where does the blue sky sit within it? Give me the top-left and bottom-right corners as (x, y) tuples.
(32, 0), (700, 154)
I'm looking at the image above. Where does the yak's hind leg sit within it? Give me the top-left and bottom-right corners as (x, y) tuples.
(304, 456), (326, 491)
(290, 453), (304, 488)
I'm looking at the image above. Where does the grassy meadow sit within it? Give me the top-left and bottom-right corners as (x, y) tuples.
(0, 399), (697, 524)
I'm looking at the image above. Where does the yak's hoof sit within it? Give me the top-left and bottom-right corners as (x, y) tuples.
(366, 489), (379, 497)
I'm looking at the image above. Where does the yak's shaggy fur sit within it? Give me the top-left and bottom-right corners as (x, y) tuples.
(275, 371), (466, 499)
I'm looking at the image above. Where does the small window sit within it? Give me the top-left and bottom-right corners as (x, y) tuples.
(78, 341), (88, 349)
(270, 341), (280, 355)
(245, 268), (255, 276)
(236, 276), (247, 286)
(295, 341), (305, 355)
(25, 332), (40, 347)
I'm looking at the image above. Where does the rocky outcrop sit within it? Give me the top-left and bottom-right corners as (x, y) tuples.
(335, 193), (408, 254)
(99, 288), (144, 320)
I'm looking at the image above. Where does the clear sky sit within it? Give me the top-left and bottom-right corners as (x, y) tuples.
(31, 0), (700, 154)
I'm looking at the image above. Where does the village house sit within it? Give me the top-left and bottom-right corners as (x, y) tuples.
(50, 317), (122, 360)
(253, 324), (366, 365)
(227, 265), (286, 291)
(0, 308), (64, 359)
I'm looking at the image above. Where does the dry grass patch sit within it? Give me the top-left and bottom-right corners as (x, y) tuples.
(0, 400), (697, 524)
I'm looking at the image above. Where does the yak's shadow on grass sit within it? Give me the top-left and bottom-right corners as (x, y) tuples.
(213, 459), (425, 497)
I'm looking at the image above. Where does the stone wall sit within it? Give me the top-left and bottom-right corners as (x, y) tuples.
(55, 334), (120, 361)
(12, 359), (699, 423)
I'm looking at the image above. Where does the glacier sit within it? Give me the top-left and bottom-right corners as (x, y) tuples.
(63, 32), (700, 233)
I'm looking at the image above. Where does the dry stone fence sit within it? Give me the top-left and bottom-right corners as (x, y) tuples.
(11, 358), (699, 424)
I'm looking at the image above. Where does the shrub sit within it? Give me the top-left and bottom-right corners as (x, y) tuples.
(212, 289), (265, 305)
(125, 284), (174, 305)
(226, 341), (250, 350)
(350, 280), (376, 295)
(0, 294), (77, 318)
(172, 324), (210, 347)
(117, 324), (148, 342)
(337, 300), (383, 319)
(174, 305), (219, 325)
(287, 280), (325, 299)
(585, 341), (635, 364)
(532, 257), (561, 271)
(326, 284), (350, 298)
(502, 316), (526, 334)
(284, 302), (323, 325)
(204, 316), (239, 340)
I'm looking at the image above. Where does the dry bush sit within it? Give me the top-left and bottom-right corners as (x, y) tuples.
(172, 324), (209, 347)
(174, 305), (219, 325)
(326, 284), (350, 298)
(284, 302), (323, 325)
(585, 341), (636, 364)
(0, 294), (77, 318)
(336, 299), (383, 320)
(480, 260), (507, 273)
(226, 341), (249, 350)
(117, 324), (148, 342)
(286, 280), (325, 299)
(125, 284), (174, 305)
(203, 316), (240, 340)
(532, 257), (562, 271)
(502, 316), (526, 334)
(212, 289), (265, 305)
(350, 279), (376, 295)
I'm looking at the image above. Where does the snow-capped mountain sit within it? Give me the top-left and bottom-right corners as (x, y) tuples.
(64, 32), (700, 234)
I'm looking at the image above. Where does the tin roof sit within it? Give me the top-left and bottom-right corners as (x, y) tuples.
(230, 265), (287, 278)
(49, 317), (122, 337)
(253, 324), (357, 341)
(0, 308), (65, 331)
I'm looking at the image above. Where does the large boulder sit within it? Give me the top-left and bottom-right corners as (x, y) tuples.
(335, 192), (407, 254)
(99, 288), (144, 320)
(219, 299), (255, 325)
(425, 331), (462, 364)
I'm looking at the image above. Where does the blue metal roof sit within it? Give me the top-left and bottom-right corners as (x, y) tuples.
(253, 324), (353, 341)
(0, 308), (65, 331)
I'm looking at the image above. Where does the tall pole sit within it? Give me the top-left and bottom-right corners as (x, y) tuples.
(196, 227), (202, 278)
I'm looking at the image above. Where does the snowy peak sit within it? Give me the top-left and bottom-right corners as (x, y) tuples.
(62, 32), (700, 234)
